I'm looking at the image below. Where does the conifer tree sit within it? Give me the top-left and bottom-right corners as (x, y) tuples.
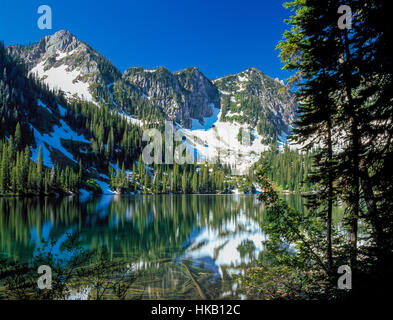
(14, 122), (22, 151)
(191, 171), (198, 193)
(181, 168), (188, 193)
(36, 146), (43, 192)
(277, 0), (393, 293)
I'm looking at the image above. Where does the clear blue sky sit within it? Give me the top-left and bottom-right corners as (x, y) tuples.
(0, 0), (293, 80)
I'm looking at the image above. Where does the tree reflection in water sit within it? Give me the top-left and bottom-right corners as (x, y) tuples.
(0, 194), (343, 299)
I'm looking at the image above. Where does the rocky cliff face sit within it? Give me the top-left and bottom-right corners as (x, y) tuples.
(122, 66), (220, 128)
(7, 30), (296, 133)
(213, 67), (296, 134)
(122, 66), (187, 124)
(176, 67), (221, 124)
(7, 30), (81, 69)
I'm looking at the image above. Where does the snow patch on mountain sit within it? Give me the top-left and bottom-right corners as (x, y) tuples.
(106, 83), (117, 106)
(30, 53), (93, 102)
(226, 110), (243, 117)
(179, 106), (269, 174)
(30, 120), (90, 167)
(55, 49), (76, 61)
(30, 139), (52, 167)
(190, 103), (220, 130)
(57, 104), (67, 117)
(37, 99), (52, 114)
(219, 90), (231, 95)
(238, 75), (249, 82)
(110, 162), (133, 177)
(274, 77), (285, 86)
(118, 111), (143, 127)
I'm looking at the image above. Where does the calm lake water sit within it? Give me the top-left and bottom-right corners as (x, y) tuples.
(0, 194), (343, 299)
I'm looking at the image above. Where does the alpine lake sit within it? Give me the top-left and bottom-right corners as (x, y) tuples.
(0, 194), (344, 299)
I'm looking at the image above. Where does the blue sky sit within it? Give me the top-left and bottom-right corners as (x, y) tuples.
(0, 0), (293, 80)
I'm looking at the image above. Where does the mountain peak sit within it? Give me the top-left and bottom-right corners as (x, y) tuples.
(43, 29), (80, 53)
(175, 66), (199, 74)
(51, 29), (73, 39)
(212, 67), (268, 83)
(243, 67), (262, 74)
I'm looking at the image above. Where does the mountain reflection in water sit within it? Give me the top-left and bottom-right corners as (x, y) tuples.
(0, 194), (343, 299)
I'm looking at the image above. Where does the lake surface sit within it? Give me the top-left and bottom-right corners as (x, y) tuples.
(0, 194), (343, 299)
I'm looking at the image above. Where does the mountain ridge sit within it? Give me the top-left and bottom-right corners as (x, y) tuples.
(6, 30), (295, 128)
(4, 29), (297, 174)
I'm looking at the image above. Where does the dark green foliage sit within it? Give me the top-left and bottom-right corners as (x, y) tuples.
(237, 167), (347, 299)
(0, 41), (61, 143)
(0, 41), (144, 195)
(85, 179), (101, 194)
(0, 137), (81, 195)
(64, 99), (143, 169)
(253, 144), (313, 192)
(258, 0), (393, 300)
(90, 51), (121, 85)
(111, 161), (230, 195)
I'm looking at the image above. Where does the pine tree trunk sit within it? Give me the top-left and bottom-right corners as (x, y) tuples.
(342, 30), (359, 270)
(349, 119), (360, 270)
(359, 159), (384, 263)
(327, 118), (333, 271)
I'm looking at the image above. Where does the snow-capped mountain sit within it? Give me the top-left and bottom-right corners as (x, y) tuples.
(214, 67), (296, 132)
(6, 30), (297, 173)
(0, 40), (93, 172)
(7, 30), (120, 103)
(177, 68), (296, 173)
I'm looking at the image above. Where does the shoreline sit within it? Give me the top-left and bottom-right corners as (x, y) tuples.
(0, 190), (309, 198)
